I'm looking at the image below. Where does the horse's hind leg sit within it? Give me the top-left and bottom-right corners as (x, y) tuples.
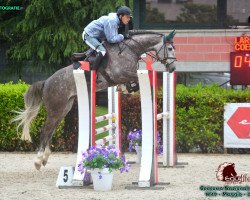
(34, 116), (63, 170)
(35, 97), (75, 170)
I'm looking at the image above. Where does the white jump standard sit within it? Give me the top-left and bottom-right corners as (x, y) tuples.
(57, 69), (121, 187)
(129, 68), (177, 189)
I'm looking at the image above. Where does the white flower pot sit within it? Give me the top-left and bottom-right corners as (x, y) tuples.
(135, 146), (142, 163)
(90, 168), (113, 191)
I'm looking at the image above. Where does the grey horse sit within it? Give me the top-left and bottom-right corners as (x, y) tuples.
(13, 30), (176, 170)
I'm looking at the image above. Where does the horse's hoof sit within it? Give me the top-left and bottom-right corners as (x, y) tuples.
(34, 162), (42, 170)
(42, 160), (47, 166)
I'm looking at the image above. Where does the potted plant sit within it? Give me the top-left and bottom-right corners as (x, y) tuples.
(128, 129), (163, 163)
(78, 145), (130, 191)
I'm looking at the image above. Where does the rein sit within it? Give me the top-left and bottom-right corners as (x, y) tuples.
(119, 36), (176, 65)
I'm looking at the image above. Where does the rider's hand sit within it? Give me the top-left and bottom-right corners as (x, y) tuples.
(123, 33), (131, 39)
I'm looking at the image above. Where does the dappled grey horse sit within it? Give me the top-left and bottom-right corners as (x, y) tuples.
(13, 30), (176, 170)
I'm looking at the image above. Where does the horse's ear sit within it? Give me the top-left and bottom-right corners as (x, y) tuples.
(164, 30), (176, 43)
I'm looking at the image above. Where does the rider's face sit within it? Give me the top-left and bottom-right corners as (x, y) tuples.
(121, 15), (131, 25)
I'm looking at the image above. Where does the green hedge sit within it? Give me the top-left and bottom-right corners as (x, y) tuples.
(1, 82), (250, 153)
(121, 84), (250, 153)
(176, 84), (250, 152)
(0, 81), (65, 151)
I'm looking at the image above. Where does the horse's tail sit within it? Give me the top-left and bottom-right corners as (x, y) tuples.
(11, 80), (45, 142)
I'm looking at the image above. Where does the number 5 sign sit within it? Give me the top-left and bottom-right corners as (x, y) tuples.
(56, 166), (74, 187)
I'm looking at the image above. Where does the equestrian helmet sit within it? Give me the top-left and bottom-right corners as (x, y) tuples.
(117, 6), (131, 16)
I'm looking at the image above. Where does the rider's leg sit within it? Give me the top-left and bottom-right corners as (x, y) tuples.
(84, 35), (106, 70)
(91, 52), (104, 70)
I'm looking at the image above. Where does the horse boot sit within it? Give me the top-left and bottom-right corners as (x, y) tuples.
(92, 52), (104, 83)
(125, 81), (139, 93)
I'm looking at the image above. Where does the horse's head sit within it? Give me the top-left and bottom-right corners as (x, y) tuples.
(154, 30), (177, 73)
(223, 163), (237, 178)
(216, 162), (237, 181)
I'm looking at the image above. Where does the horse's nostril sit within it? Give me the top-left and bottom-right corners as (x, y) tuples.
(168, 48), (172, 51)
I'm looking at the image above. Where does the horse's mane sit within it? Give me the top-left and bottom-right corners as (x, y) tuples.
(129, 30), (163, 36)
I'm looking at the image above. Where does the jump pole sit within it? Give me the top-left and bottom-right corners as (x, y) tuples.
(163, 71), (177, 167)
(137, 69), (158, 187)
(162, 71), (188, 167)
(136, 67), (177, 188)
(108, 86), (122, 152)
(71, 69), (91, 186)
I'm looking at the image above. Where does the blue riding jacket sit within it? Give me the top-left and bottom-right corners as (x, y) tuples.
(84, 13), (124, 43)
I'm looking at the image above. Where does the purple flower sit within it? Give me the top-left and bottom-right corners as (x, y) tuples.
(78, 145), (130, 180)
(127, 129), (163, 154)
(127, 129), (142, 152)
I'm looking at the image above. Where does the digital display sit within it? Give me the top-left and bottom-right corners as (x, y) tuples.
(230, 52), (250, 85)
(234, 37), (250, 51)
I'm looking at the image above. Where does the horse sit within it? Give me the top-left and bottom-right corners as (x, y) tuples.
(216, 162), (237, 181)
(12, 30), (177, 170)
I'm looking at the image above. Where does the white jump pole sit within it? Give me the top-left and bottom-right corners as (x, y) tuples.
(108, 87), (113, 147)
(114, 87), (122, 153)
(137, 70), (158, 187)
(137, 68), (176, 187)
(60, 67), (121, 188)
(163, 71), (176, 167)
(72, 69), (91, 186)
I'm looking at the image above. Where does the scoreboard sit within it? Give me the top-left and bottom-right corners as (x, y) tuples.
(230, 36), (250, 85)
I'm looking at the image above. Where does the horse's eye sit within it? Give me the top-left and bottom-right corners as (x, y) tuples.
(168, 47), (173, 51)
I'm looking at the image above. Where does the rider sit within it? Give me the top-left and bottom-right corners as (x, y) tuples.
(81, 6), (132, 70)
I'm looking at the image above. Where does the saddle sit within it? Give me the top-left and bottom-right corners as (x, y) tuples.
(71, 47), (114, 84)
(71, 48), (94, 63)
(71, 48), (109, 71)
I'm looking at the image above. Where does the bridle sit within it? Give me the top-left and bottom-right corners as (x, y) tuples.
(120, 35), (177, 66)
(157, 37), (177, 63)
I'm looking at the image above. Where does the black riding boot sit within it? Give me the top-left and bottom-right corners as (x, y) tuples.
(92, 52), (104, 83)
(92, 52), (104, 70)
